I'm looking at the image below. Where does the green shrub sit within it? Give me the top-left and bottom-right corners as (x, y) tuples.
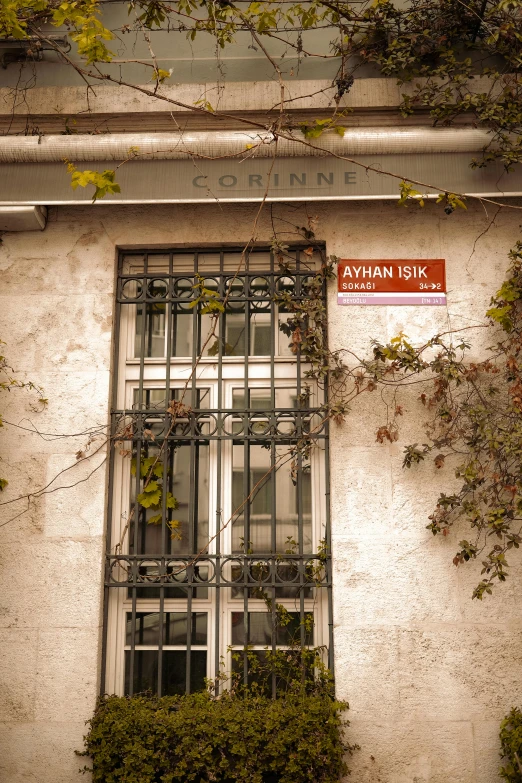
(80, 690), (354, 783)
(500, 708), (522, 782)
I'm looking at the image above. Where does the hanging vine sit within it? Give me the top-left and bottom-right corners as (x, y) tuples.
(270, 230), (522, 599)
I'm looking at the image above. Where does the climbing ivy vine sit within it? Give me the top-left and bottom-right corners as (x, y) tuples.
(0, 340), (47, 493)
(270, 233), (522, 599)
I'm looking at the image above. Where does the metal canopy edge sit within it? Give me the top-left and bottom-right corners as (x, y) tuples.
(0, 155), (521, 206)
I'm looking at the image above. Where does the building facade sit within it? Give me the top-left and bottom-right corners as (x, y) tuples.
(1, 51), (522, 783)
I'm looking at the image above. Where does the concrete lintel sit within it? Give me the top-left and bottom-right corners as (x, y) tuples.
(0, 76), (498, 118)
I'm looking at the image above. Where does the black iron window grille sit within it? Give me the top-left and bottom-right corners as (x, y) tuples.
(102, 247), (333, 698)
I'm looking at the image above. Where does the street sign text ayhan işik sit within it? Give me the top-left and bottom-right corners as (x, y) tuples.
(337, 259), (446, 306)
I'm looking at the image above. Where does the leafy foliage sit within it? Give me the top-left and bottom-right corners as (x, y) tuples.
(299, 118), (346, 139)
(2, 0), (521, 197)
(66, 162), (121, 202)
(52, 0), (114, 63)
(132, 451), (180, 532)
(500, 707), (522, 782)
(190, 273), (225, 315)
(273, 217), (522, 599)
(0, 0), (48, 39)
(80, 687), (354, 783)
(350, 244), (522, 598)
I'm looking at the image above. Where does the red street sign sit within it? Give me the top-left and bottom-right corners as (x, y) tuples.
(338, 259), (446, 305)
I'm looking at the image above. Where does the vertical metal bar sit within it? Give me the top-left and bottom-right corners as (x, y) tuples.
(101, 252), (123, 695)
(158, 589), (164, 696)
(128, 587), (137, 696)
(133, 449), (143, 557)
(156, 428), (167, 695)
(298, 447), (306, 684)
(270, 267), (277, 697)
(243, 254), (251, 688)
(156, 256), (173, 696)
(325, 426), (334, 674)
(270, 443), (277, 698)
(322, 267), (334, 675)
(129, 422), (142, 696)
(270, 441), (277, 557)
(138, 254), (147, 409)
(243, 442), (249, 687)
(192, 252), (199, 410)
(188, 438), (196, 555)
(270, 263), (276, 541)
(243, 587), (249, 688)
(145, 253), (152, 358)
(296, 249), (305, 669)
(186, 588), (193, 693)
(133, 251), (148, 557)
(242, 257), (249, 685)
(214, 251), (224, 692)
(163, 254), (174, 555)
(295, 251), (302, 414)
(182, 253), (198, 693)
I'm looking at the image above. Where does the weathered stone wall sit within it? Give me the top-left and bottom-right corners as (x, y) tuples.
(0, 200), (521, 783)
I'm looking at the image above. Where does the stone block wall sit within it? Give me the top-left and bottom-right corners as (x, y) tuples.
(0, 200), (521, 782)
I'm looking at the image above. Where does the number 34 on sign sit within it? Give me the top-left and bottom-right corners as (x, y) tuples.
(337, 259), (446, 306)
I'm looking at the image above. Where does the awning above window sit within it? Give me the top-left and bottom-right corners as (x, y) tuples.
(0, 129), (520, 205)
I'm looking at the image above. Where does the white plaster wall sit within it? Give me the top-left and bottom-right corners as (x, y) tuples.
(0, 200), (521, 783)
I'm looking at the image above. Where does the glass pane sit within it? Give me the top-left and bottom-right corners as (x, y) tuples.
(232, 444), (273, 553)
(247, 252), (272, 272)
(224, 312), (246, 356)
(231, 612), (313, 646)
(197, 253), (221, 273)
(222, 252), (244, 273)
(124, 650), (157, 694)
(200, 312), (217, 358)
(172, 307), (193, 357)
(170, 444), (210, 555)
(229, 562), (314, 600)
(232, 387), (299, 410)
(250, 312), (271, 356)
(133, 388), (167, 410)
(129, 442), (209, 556)
(278, 310), (294, 357)
(124, 650), (207, 695)
(164, 613), (208, 646)
(135, 303), (166, 358)
(275, 446), (312, 553)
(122, 255), (146, 274)
(233, 389), (268, 410)
(131, 572), (208, 600)
(145, 254), (170, 273)
(163, 651), (207, 695)
(132, 387), (210, 410)
(172, 253), (196, 273)
(126, 612), (160, 646)
(126, 612), (208, 646)
(232, 445), (311, 554)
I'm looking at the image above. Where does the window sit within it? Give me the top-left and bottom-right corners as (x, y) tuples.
(103, 247), (332, 697)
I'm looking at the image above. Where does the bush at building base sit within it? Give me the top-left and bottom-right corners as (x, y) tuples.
(80, 690), (354, 783)
(500, 708), (522, 783)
